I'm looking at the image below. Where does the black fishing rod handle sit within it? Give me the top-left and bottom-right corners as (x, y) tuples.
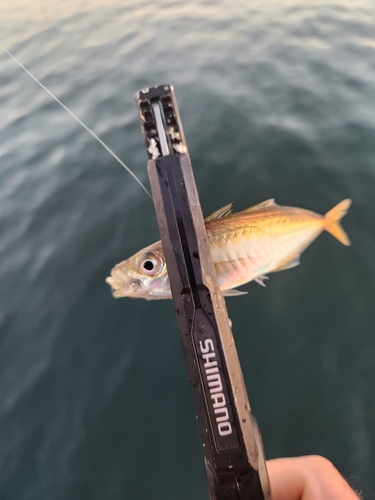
(147, 153), (271, 500)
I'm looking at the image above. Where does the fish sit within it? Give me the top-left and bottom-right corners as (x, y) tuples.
(106, 198), (351, 300)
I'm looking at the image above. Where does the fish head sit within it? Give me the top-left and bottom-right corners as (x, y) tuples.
(106, 241), (171, 300)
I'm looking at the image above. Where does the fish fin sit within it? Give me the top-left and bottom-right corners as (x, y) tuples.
(222, 289), (248, 297)
(254, 274), (269, 287)
(205, 202), (234, 222)
(324, 199), (351, 246)
(240, 199), (277, 213)
(272, 255), (301, 272)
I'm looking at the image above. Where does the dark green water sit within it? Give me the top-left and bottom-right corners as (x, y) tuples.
(1, 1), (375, 498)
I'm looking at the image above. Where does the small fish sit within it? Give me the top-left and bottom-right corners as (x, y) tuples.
(106, 198), (351, 300)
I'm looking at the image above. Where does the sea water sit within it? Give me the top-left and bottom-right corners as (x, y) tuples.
(0, 1), (374, 498)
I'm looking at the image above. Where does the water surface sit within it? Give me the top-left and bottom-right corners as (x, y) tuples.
(0, 1), (374, 498)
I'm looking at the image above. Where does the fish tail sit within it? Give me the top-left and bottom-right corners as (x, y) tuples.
(324, 199), (352, 246)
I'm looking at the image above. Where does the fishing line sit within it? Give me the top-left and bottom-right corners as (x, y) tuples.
(0, 44), (152, 199)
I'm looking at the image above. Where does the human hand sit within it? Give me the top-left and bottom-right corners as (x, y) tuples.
(267, 455), (361, 500)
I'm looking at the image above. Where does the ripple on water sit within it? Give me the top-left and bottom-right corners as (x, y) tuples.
(0, 1), (375, 499)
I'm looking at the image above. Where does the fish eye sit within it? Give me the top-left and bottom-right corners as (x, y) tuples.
(140, 253), (163, 276)
(143, 260), (154, 271)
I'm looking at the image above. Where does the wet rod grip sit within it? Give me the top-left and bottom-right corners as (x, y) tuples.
(147, 153), (270, 500)
(135, 84), (270, 499)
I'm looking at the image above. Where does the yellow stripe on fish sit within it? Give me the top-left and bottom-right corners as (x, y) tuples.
(106, 199), (351, 300)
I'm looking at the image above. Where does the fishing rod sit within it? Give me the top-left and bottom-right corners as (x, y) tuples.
(135, 85), (271, 499)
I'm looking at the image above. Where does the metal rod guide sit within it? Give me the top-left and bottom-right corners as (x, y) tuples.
(135, 84), (271, 500)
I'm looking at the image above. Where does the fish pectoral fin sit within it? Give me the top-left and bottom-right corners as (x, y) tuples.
(271, 255), (301, 273)
(254, 275), (269, 287)
(222, 288), (248, 297)
(205, 202), (234, 222)
(240, 199), (277, 213)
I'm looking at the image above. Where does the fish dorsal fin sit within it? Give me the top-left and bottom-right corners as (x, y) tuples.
(205, 202), (234, 222)
(240, 199), (277, 213)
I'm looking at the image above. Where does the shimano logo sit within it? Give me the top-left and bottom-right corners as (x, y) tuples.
(199, 339), (232, 437)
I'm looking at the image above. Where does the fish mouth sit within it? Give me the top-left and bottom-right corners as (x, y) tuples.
(105, 275), (142, 298)
(105, 276), (120, 290)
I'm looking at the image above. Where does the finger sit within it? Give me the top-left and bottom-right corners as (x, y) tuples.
(267, 455), (360, 500)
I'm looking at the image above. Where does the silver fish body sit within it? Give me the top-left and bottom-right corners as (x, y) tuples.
(106, 199), (351, 300)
